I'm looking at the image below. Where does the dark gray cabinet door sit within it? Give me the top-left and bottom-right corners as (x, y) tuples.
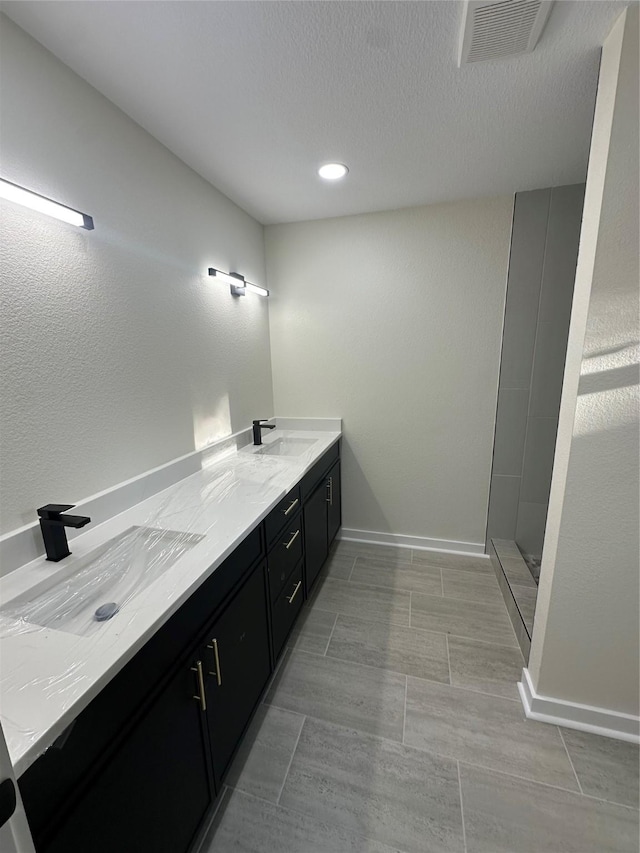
(202, 562), (271, 787)
(44, 661), (214, 853)
(303, 480), (329, 593)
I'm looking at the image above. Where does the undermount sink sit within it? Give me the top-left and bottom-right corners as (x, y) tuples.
(256, 437), (317, 457)
(1, 526), (204, 637)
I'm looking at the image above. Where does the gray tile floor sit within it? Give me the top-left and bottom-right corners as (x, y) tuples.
(202, 542), (639, 853)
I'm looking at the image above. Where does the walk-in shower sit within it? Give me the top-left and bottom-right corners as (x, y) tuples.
(486, 184), (585, 657)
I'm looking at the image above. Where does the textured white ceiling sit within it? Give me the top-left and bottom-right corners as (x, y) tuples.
(1, 1), (625, 224)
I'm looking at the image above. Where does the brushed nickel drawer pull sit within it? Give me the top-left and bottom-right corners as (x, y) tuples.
(326, 476), (333, 506)
(284, 529), (300, 550)
(287, 580), (302, 604)
(191, 661), (206, 711)
(206, 638), (222, 686)
(283, 498), (299, 516)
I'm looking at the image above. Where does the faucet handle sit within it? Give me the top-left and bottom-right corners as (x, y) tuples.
(37, 504), (75, 520)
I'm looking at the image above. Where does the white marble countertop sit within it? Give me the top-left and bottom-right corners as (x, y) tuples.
(0, 424), (341, 776)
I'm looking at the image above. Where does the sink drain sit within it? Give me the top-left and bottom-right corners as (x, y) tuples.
(94, 602), (119, 622)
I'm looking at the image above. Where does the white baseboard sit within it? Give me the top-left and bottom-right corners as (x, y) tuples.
(518, 667), (640, 744)
(338, 528), (487, 557)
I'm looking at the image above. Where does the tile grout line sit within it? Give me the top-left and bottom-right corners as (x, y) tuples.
(282, 645), (415, 682)
(218, 782), (415, 853)
(317, 645), (520, 702)
(445, 631), (524, 654)
(275, 715), (306, 806)
(413, 588), (514, 612)
(457, 761), (468, 853)
(270, 647), (527, 707)
(444, 633), (452, 685)
(439, 568), (444, 597)
(402, 675), (408, 745)
(290, 622), (522, 688)
(413, 559), (493, 573)
(346, 554), (357, 581)
(338, 573), (441, 597)
(348, 575), (442, 598)
(309, 607), (410, 630)
(455, 756), (640, 810)
(323, 612), (339, 655)
(263, 704), (407, 751)
(314, 574), (416, 600)
(558, 726), (584, 795)
(308, 602), (523, 652)
(229, 787), (286, 810)
(438, 591), (508, 608)
(262, 698), (638, 811)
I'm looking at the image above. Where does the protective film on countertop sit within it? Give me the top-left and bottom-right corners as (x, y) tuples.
(0, 430), (338, 772)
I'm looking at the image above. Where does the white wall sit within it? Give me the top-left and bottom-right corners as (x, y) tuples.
(0, 16), (273, 535)
(266, 198), (513, 548)
(529, 4), (639, 716)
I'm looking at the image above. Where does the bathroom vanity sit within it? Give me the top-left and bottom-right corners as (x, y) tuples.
(2, 430), (341, 853)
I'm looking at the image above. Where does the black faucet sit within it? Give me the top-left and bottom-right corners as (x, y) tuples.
(252, 419), (276, 446)
(37, 504), (91, 562)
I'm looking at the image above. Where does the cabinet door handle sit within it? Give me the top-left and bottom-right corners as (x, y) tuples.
(287, 580), (302, 604)
(326, 476), (333, 506)
(191, 661), (207, 711)
(283, 497), (299, 516)
(283, 529), (300, 550)
(206, 638), (222, 686)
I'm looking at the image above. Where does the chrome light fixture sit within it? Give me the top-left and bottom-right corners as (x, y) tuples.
(208, 268), (269, 297)
(0, 178), (94, 229)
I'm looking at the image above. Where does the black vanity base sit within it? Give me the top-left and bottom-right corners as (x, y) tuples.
(19, 442), (341, 853)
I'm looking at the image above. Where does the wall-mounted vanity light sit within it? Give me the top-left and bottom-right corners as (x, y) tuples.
(0, 178), (94, 229)
(208, 268), (269, 298)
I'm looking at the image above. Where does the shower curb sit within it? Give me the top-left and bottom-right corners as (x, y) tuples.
(488, 539), (535, 660)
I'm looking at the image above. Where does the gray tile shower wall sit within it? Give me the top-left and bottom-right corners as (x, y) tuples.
(486, 474), (520, 541)
(486, 184), (585, 556)
(497, 189), (550, 392)
(491, 389), (529, 475)
(519, 416), (559, 503)
(516, 183), (586, 558)
(487, 188), (549, 545)
(515, 501), (549, 558)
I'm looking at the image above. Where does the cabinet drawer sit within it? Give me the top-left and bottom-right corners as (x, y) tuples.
(272, 564), (304, 659)
(267, 513), (303, 603)
(265, 486), (301, 545)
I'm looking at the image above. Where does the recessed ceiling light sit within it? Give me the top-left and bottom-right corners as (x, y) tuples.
(318, 163), (349, 181)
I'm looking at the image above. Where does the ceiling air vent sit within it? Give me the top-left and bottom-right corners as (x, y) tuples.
(459, 0), (554, 66)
